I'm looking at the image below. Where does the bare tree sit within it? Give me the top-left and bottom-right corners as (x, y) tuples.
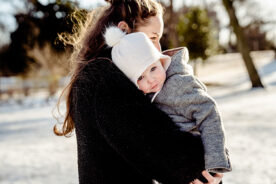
(167, 0), (178, 48)
(222, 0), (264, 88)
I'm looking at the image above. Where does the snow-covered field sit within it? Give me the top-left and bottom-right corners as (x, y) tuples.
(0, 51), (276, 184)
(197, 51), (276, 184)
(0, 97), (78, 184)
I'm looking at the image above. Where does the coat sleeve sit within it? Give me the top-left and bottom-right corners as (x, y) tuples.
(73, 59), (206, 184)
(157, 74), (231, 173)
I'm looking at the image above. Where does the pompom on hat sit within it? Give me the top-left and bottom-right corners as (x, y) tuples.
(104, 26), (126, 47)
(104, 26), (171, 87)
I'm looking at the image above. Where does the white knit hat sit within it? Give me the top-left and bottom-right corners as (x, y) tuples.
(104, 26), (171, 87)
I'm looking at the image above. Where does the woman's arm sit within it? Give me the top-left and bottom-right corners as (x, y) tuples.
(74, 59), (205, 184)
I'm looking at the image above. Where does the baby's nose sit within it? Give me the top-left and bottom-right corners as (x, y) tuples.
(148, 77), (155, 83)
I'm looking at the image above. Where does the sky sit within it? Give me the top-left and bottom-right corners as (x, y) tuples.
(0, 0), (276, 46)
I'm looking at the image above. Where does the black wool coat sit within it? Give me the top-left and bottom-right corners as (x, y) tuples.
(71, 47), (206, 184)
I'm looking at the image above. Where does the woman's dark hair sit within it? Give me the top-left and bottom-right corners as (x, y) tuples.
(54, 0), (164, 137)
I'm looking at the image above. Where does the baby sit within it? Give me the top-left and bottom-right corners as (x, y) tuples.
(104, 26), (232, 174)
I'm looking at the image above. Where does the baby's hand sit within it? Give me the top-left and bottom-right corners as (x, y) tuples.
(189, 171), (223, 184)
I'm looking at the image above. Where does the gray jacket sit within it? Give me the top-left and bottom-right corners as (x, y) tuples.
(149, 48), (232, 173)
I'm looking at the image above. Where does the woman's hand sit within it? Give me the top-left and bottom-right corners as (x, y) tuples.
(189, 171), (223, 184)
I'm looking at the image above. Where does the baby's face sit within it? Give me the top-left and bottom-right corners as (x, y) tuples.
(137, 60), (166, 94)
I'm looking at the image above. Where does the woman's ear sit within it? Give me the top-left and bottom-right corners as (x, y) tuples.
(117, 21), (131, 33)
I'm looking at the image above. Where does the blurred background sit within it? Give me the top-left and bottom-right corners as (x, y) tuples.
(0, 0), (275, 183)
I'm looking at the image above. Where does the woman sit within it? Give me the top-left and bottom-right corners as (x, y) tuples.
(54, 0), (223, 184)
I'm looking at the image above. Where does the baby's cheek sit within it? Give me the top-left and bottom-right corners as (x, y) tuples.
(137, 82), (144, 92)
(140, 84), (149, 94)
(140, 85), (147, 93)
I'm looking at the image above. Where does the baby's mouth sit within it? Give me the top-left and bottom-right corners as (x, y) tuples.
(151, 84), (158, 90)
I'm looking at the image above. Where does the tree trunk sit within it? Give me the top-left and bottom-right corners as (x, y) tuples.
(168, 0), (178, 48)
(0, 77), (1, 100)
(222, 0), (264, 88)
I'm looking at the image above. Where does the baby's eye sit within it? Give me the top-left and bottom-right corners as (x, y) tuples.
(151, 66), (157, 72)
(150, 37), (157, 42)
(138, 76), (144, 81)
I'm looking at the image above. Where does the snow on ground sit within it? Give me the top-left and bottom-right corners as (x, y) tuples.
(0, 51), (276, 184)
(197, 51), (276, 184)
(0, 97), (78, 184)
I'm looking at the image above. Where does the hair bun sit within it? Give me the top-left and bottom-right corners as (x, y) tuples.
(104, 26), (126, 47)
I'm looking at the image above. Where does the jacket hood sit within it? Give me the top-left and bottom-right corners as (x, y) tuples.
(164, 47), (193, 78)
(150, 47), (194, 102)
